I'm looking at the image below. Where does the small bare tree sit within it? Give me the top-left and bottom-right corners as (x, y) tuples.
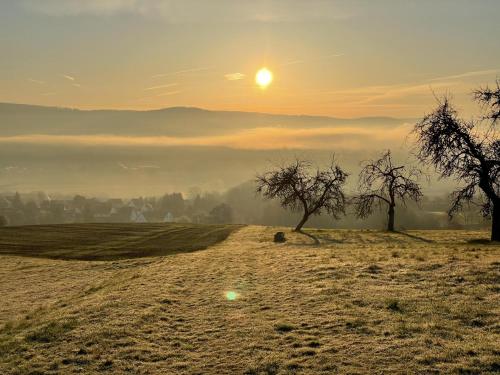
(414, 86), (500, 241)
(256, 158), (348, 233)
(353, 150), (422, 232)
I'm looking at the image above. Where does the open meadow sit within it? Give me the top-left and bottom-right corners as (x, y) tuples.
(0, 224), (498, 374)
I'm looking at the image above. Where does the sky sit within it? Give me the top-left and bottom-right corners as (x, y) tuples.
(0, 0), (499, 117)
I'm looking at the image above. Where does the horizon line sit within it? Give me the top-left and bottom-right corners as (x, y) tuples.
(0, 101), (414, 121)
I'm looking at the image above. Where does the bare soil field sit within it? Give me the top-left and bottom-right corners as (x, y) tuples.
(0, 225), (499, 374)
(0, 223), (240, 260)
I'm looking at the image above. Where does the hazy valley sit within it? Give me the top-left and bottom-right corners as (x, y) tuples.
(0, 103), (421, 196)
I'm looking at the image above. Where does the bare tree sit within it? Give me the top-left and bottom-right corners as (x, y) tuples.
(353, 150), (422, 231)
(474, 79), (500, 124)
(414, 89), (500, 241)
(256, 158), (348, 233)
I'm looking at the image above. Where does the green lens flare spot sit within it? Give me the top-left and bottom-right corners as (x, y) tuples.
(225, 291), (238, 301)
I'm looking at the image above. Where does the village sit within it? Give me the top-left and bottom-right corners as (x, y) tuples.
(0, 191), (233, 226)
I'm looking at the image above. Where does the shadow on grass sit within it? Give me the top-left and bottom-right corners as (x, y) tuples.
(314, 235), (343, 244)
(467, 238), (500, 245)
(296, 230), (321, 245)
(394, 231), (435, 243)
(294, 229), (347, 246)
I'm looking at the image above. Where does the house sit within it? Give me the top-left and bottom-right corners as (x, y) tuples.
(163, 212), (174, 223)
(130, 209), (147, 223)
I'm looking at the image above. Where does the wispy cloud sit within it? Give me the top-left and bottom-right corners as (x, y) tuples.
(322, 81), (459, 105)
(27, 78), (45, 85)
(23, 0), (139, 16)
(22, 1), (354, 23)
(41, 92), (57, 96)
(144, 83), (178, 91)
(346, 69), (500, 104)
(62, 74), (83, 87)
(428, 69), (499, 82)
(326, 52), (345, 58)
(357, 82), (458, 104)
(280, 59), (304, 67)
(156, 90), (181, 97)
(315, 69), (495, 109)
(152, 67), (211, 79)
(0, 125), (411, 150)
(224, 73), (246, 81)
(280, 52), (344, 67)
(118, 162), (160, 170)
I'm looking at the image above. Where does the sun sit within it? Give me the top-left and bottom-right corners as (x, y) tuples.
(256, 67), (273, 89)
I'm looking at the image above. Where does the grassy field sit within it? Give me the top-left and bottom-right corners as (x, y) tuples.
(0, 225), (499, 374)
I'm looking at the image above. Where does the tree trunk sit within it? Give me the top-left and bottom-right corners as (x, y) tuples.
(294, 212), (310, 232)
(491, 200), (500, 242)
(387, 204), (395, 232)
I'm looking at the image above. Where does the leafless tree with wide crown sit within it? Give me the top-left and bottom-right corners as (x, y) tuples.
(353, 150), (423, 232)
(414, 81), (500, 241)
(256, 158), (348, 236)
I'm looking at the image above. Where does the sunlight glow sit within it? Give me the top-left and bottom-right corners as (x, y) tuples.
(225, 291), (238, 301)
(256, 68), (273, 89)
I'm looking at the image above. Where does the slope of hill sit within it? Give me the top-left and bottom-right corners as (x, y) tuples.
(0, 102), (411, 137)
(0, 225), (498, 374)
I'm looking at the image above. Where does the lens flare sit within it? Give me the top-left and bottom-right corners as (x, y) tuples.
(225, 291), (238, 301)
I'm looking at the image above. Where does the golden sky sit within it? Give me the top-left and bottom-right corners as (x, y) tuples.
(1, 1), (499, 118)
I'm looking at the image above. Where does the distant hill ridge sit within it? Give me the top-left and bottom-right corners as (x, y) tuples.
(0, 102), (413, 137)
